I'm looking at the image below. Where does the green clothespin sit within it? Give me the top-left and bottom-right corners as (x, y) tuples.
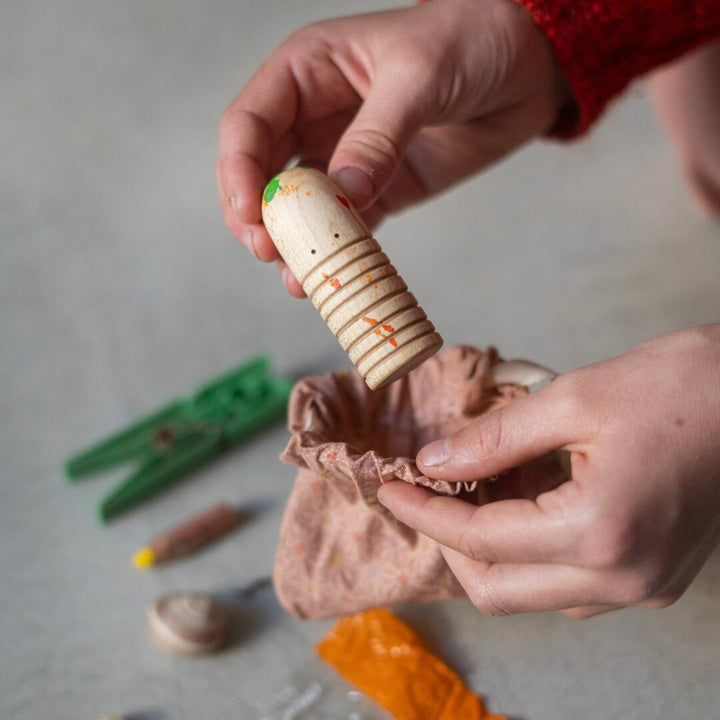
(65, 355), (293, 522)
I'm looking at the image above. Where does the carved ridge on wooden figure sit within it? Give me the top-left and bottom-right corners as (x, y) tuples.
(348, 307), (430, 364)
(358, 324), (439, 377)
(316, 243), (383, 279)
(311, 253), (391, 311)
(359, 325), (438, 379)
(298, 237), (374, 288)
(303, 241), (382, 297)
(338, 298), (422, 355)
(321, 252), (390, 293)
(332, 286), (410, 343)
(349, 314), (430, 368)
(342, 300), (421, 356)
(314, 261), (399, 318)
(364, 333), (443, 390)
(320, 273), (406, 324)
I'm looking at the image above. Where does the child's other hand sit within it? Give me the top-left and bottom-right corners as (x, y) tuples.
(378, 325), (720, 617)
(217, 0), (568, 296)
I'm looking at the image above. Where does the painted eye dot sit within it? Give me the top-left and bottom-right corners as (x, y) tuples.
(334, 233), (340, 239)
(311, 249), (316, 254)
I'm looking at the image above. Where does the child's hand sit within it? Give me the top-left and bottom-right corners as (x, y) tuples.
(217, 0), (568, 296)
(378, 325), (720, 617)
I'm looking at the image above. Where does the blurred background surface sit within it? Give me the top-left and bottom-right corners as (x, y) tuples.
(2, 2), (718, 719)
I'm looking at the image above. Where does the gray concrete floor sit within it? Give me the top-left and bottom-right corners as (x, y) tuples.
(2, 2), (719, 719)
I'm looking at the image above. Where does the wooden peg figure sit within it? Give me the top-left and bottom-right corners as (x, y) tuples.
(262, 167), (443, 390)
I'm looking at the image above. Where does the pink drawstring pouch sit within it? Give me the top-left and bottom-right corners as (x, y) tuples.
(274, 345), (568, 618)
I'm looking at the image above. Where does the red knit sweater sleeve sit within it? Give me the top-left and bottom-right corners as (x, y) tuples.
(514, 0), (720, 136)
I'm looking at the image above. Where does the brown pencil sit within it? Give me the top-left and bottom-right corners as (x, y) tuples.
(132, 502), (240, 569)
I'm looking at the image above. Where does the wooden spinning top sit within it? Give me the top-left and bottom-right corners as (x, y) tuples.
(262, 167), (443, 390)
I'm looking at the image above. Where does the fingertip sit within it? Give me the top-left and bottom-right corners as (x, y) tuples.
(328, 66), (431, 210)
(277, 262), (307, 298)
(376, 479), (402, 508)
(216, 147), (268, 227)
(330, 166), (375, 210)
(220, 186), (267, 258)
(418, 388), (576, 482)
(251, 224), (281, 263)
(377, 481), (433, 516)
(416, 439), (450, 470)
(230, 222), (279, 263)
(560, 605), (621, 619)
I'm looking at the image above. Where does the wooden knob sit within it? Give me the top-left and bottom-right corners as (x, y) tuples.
(261, 167), (443, 389)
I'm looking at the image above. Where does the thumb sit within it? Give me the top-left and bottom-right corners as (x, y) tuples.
(328, 69), (432, 209)
(417, 380), (584, 482)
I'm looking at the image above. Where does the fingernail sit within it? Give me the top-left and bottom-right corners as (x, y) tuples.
(417, 439), (449, 467)
(280, 265), (291, 290)
(376, 486), (388, 507)
(228, 194), (242, 218)
(376, 481), (397, 509)
(334, 167), (374, 205)
(240, 227), (256, 256)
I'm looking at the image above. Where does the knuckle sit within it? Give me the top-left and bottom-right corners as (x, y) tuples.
(614, 571), (660, 606)
(341, 128), (402, 171)
(389, 43), (437, 81)
(585, 521), (637, 570)
(468, 580), (513, 617)
(560, 606), (600, 620)
(553, 372), (593, 419)
(641, 587), (683, 609)
(219, 201), (234, 229)
(455, 414), (505, 467)
(454, 523), (492, 564)
(484, 412), (507, 457)
(642, 594), (678, 610)
(215, 155), (232, 191)
(285, 21), (334, 55)
(617, 579), (650, 606)
(285, 23), (318, 47)
(576, 507), (643, 571)
(218, 104), (235, 135)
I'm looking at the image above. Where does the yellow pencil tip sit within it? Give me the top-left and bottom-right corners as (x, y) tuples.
(132, 547), (155, 569)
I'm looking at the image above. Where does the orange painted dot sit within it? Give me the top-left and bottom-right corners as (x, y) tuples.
(363, 316), (379, 325)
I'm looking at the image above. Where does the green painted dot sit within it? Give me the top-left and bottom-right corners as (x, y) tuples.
(263, 175), (282, 204)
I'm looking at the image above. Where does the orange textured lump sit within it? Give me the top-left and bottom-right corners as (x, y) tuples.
(316, 608), (508, 720)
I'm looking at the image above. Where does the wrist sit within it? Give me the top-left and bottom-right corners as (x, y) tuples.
(514, 0), (720, 137)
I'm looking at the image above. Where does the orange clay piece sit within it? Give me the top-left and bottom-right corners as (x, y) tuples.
(316, 608), (508, 720)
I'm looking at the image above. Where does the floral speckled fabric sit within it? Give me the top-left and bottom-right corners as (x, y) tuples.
(274, 346), (569, 618)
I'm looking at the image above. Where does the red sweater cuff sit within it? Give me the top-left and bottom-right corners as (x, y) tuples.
(515, 0), (720, 137)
